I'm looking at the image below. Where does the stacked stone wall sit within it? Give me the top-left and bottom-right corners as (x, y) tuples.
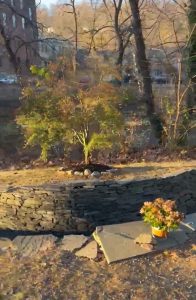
(0, 170), (195, 232)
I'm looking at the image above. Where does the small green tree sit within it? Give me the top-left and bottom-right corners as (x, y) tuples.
(18, 64), (66, 161)
(62, 83), (124, 164)
(18, 61), (124, 162)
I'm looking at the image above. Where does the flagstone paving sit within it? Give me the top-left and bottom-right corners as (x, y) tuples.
(0, 215), (195, 298)
(0, 237), (195, 300)
(75, 240), (98, 259)
(12, 235), (57, 257)
(93, 221), (189, 263)
(181, 212), (196, 232)
(60, 234), (89, 252)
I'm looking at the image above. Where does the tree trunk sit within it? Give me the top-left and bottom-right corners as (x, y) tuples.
(128, 0), (163, 142)
(72, 0), (78, 73)
(84, 145), (90, 165)
(116, 38), (125, 67)
(187, 0), (196, 111)
(0, 25), (18, 73)
(114, 0), (124, 69)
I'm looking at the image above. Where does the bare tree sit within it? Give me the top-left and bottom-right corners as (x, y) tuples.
(63, 0), (78, 72)
(128, 0), (163, 141)
(103, 0), (133, 68)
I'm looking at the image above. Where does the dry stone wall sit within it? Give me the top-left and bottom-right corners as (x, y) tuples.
(0, 170), (195, 232)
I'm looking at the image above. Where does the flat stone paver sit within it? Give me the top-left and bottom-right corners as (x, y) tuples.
(75, 241), (97, 259)
(13, 235), (57, 257)
(93, 221), (188, 264)
(60, 235), (89, 252)
(181, 213), (196, 232)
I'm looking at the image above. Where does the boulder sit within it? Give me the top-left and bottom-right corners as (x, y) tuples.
(66, 170), (74, 176)
(84, 169), (91, 176)
(24, 164), (31, 170)
(74, 171), (83, 176)
(59, 167), (66, 172)
(91, 171), (101, 178)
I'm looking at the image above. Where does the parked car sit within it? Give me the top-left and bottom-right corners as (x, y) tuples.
(0, 74), (18, 84)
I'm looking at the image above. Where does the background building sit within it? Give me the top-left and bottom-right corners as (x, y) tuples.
(0, 0), (39, 75)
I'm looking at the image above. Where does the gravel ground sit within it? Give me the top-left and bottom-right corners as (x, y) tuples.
(0, 236), (195, 300)
(0, 161), (195, 187)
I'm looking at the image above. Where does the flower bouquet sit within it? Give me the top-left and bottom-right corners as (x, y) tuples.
(140, 198), (184, 238)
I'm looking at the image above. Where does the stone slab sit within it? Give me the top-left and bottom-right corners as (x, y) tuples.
(13, 235), (57, 257)
(180, 213), (196, 232)
(75, 241), (97, 259)
(93, 221), (188, 264)
(60, 235), (89, 252)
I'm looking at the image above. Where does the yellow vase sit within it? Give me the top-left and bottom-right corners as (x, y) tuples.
(152, 227), (168, 238)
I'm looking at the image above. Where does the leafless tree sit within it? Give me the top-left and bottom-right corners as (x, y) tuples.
(102, 0), (133, 68)
(128, 0), (163, 141)
(62, 0), (79, 72)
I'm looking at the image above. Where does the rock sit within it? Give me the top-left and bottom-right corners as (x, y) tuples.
(0, 238), (15, 251)
(106, 169), (118, 174)
(66, 170), (74, 176)
(84, 169), (91, 176)
(134, 233), (154, 245)
(13, 235), (57, 257)
(60, 235), (89, 252)
(9, 165), (16, 171)
(59, 167), (66, 172)
(101, 172), (109, 176)
(24, 164), (31, 170)
(23, 199), (41, 208)
(91, 171), (101, 178)
(74, 171), (83, 176)
(48, 161), (55, 166)
(73, 217), (89, 231)
(75, 240), (98, 259)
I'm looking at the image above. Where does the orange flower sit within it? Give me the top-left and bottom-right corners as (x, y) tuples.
(140, 198), (183, 230)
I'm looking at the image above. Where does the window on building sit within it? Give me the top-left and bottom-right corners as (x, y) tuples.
(29, 8), (32, 20)
(11, 0), (14, 6)
(154, 69), (162, 76)
(12, 15), (16, 28)
(22, 17), (25, 29)
(0, 57), (2, 67)
(2, 13), (7, 26)
(20, 0), (23, 9)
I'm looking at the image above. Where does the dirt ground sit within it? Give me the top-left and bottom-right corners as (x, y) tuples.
(0, 160), (195, 187)
(0, 236), (195, 300)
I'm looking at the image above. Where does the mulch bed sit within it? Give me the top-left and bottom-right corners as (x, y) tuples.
(72, 163), (112, 173)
